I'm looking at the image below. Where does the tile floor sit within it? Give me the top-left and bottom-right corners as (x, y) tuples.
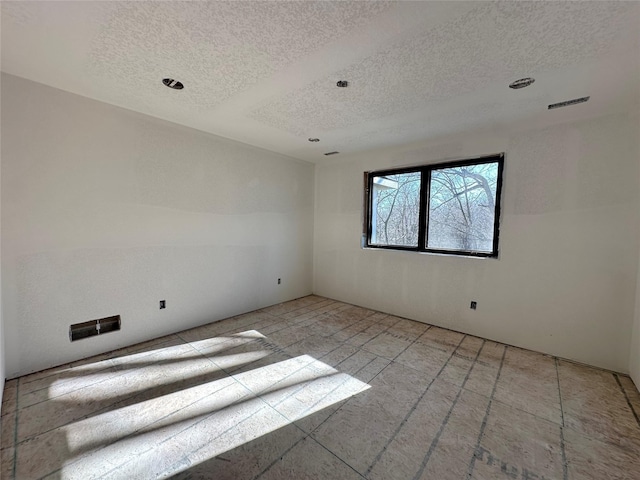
(1, 295), (640, 479)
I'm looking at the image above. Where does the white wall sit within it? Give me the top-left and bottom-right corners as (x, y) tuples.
(1, 74), (314, 377)
(630, 252), (640, 384)
(314, 112), (640, 373)
(630, 127), (640, 386)
(0, 70), (4, 402)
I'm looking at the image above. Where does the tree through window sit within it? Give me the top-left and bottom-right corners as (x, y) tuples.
(366, 154), (504, 257)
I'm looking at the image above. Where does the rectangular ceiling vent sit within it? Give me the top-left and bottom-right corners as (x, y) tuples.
(548, 96), (590, 110)
(70, 315), (121, 341)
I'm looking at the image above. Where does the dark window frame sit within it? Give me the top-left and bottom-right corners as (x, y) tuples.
(364, 153), (504, 258)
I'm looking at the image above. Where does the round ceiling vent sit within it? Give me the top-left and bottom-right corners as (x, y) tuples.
(162, 78), (184, 90)
(509, 78), (535, 89)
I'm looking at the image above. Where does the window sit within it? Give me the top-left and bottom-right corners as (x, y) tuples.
(365, 154), (504, 257)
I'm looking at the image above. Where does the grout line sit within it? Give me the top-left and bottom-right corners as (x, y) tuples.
(15, 341), (233, 450)
(253, 353), (384, 480)
(11, 378), (19, 480)
(19, 338), (187, 405)
(251, 436), (305, 480)
(179, 305), (369, 416)
(466, 344), (508, 479)
(384, 326), (432, 365)
(267, 345), (372, 410)
(357, 319), (423, 361)
(287, 354), (380, 422)
(296, 352), (393, 440)
(614, 373), (640, 429)
(42, 371), (242, 479)
(235, 344), (354, 412)
(341, 316), (404, 352)
(555, 358), (569, 480)
(365, 333), (468, 476)
(13, 347), (209, 440)
(101, 396), (275, 479)
(411, 340), (486, 480)
(20, 336), (182, 388)
(197, 325), (363, 435)
(327, 317), (380, 344)
(311, 438), (369, 480)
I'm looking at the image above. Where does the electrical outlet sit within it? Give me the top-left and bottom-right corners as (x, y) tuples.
(160, 300), (166, 309)
(470, 301), (477, 310)
(277, 278), (281, 285)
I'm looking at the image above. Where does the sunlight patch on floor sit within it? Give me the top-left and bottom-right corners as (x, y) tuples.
(57, 346), (370, 479)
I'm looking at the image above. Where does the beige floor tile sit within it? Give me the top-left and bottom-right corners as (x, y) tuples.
(279, 307), (314, 321)
(15, 377), (249, 479)
(415, 327), (465, 352)
(312, 362), (429, 473)
(352, 356), (391, 383)
(284, 335), (344, 359)
(18, 362), (120, 409)
(260, 302), (304, 317)
(17, 344), (219, 442)
(494, 347), (562, 425)
(386, 317), (430, 339)
(361, 331), (413, 360)
(225, 351), (294, 379)
(18, 350), (121, 392)
(231, 355), (320, 397)
(559, 361), (640, 451)
(476, 340), (506, 368)
(1, 410), (16, 449)
(272, 371), (370, 423)
(173, 419), (306, 480)
(311, 390), (408, 472)
(464, 363), (500, 398)
(395, 342), (455, 379)
(319, 344), (360, 368)
(439, 349), (481, 388)
(309, 300), (348, 315)
(293, 400), (348, 435)
(618, 374), (640, 420)
(266, 324), (317, 349)
(17, 356), (113, 396)
(260, 436), (364, 480)
(346, 322), (391, 347)
(329, 317), (377, 343)
(564, 426), (640, 480)
(102, 400), (276, 479)
(120, 334), (186, 356)
(457, 335), (485, 356)
(334, 305), (377, 322)
(474, 400), (565, 480)
(493, 379), (562, 425)
(418, 389), (489, 480)
(1, 447), (15, 480)
(1, 380), (18, 417)
(367, 380), (458, 480)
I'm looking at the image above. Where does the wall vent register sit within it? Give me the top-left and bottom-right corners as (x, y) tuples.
(69, 315), (121, 341)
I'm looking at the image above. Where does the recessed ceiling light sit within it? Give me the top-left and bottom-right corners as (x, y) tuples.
(162, 78), (184, 90)
(324, 151), (340, 156)
(548, 96), (590, 110)
(336, 81), (349, 88)
(509, 77), (535, 89)
(308, 138), (320, 142)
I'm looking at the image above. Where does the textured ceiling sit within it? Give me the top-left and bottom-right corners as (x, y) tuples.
(2, 1), (639, 163)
